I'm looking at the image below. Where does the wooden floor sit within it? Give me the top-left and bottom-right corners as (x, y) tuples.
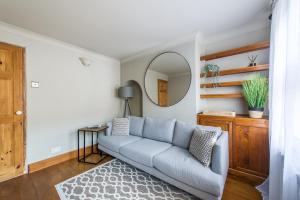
(0, 155), (262, 200)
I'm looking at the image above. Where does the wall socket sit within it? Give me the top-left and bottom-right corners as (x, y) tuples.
(51, 146), (61, 154)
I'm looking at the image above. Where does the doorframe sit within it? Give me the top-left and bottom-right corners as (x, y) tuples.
(21, 45), (27, 175)
(1, 42), (27, 178)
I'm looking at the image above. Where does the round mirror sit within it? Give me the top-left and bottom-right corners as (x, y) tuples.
(144, 52), (191, 107)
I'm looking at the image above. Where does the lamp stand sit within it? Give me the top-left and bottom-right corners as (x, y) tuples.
(123, 98), (132, 117)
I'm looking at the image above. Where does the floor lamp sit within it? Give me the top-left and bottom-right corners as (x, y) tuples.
(118, 86), (134, 117)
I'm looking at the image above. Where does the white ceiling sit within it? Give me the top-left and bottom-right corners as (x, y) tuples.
(0, 0), (270, 60)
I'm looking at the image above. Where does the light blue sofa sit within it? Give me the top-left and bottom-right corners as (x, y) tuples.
(98, 116), (229, 200)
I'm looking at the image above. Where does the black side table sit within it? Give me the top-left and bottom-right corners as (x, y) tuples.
(77, 126), (108, 164)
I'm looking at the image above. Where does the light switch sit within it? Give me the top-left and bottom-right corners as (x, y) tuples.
(31, 81), (39, 88)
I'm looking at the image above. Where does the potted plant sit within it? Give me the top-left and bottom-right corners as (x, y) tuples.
(242, 75), (268, 118)
(201, 64), (220, 87)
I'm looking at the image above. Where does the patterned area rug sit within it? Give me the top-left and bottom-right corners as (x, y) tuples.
(55, 159), (198, 200)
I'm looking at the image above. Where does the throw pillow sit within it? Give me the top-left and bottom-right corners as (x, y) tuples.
(111, 118), (129, 136)
(189, 128), (219, 167)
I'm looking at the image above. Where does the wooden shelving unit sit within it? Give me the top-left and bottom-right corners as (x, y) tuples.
(200, 81), (243, 88)
(200, 93), (243, 99)
(200, 41), (270, 61)
(200, 64), (269, 78)
(198, 40), (270, 182)
(200, 40), (270, 99)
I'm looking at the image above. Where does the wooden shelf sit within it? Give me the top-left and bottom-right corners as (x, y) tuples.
(200, 41), (270, 61)
(200, 64), (269, 78)
(200, 93), (243, 99)
(201, 81), (244, 88)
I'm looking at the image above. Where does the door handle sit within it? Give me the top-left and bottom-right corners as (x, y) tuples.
(16, 111), (23, 115)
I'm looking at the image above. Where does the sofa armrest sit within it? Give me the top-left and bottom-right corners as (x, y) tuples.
(211, 131), (229, 176)
(106, 122), (112, 136)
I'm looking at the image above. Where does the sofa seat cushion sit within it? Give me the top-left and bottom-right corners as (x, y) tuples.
(153, 146), (223, 197)
(98, 135), (141, 153)
(120, 138), (172, 167)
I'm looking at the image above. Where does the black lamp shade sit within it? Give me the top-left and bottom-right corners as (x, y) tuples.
(118, 86), (134, 98)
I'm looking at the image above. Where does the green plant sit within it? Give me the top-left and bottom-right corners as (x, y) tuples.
(202, 64), (220, 87)
(242, 75), (268, 109)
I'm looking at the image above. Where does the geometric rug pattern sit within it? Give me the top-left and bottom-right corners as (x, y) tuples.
(55, 159), (198, 200)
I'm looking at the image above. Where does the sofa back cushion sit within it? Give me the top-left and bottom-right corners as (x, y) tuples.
(143, 117), (176, 143)
(172, 121), (195, 149)
(129, 116), (144, 137)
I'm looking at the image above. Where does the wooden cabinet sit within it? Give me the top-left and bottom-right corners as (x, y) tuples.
(197, 115), (234, 168)
(197, 114), (269, 184)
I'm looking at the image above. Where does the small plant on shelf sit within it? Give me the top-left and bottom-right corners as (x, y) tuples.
(201, 64), (220, 88)
(242, 75), (268, 118)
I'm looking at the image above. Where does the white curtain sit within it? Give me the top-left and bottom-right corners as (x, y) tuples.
(268, 0), (300, 199)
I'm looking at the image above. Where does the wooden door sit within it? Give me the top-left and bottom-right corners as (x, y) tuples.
(0, 43), (25, 182)
(157, 79), (168, 106)
(233, 123), (269, 178)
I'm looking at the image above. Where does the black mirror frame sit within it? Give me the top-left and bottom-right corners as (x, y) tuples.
(144, 51), (192, 107)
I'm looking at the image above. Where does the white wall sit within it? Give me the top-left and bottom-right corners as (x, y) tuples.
(0, 22), (121, 166)
(144, 69), (168, 104)
(168, 73), (190, 105)
(199, 26), (271, 114)
(121, 39), (197, 124)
